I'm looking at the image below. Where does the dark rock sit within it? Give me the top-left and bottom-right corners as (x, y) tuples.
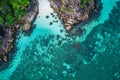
(50, 13), (54, 15)
(0, 27), (5, 38)
(49, 22), (53, 25)
(55, 17), (57, 19)
(60, 29), (63, 33)
(56, 34), (60, 40)
(52, 15), (55, 17)
(56, 20), (58, 23)
(46, 15), (49, 18)
(57, 40), (62, 46)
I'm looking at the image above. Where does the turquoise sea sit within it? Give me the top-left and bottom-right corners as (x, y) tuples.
(0, 0), (120, 80)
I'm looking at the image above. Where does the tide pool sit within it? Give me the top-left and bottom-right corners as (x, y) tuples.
(0, 0), (120, 80)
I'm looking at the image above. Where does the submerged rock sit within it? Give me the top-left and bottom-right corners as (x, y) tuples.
(46, 15), (49, 18)
(49, 22), (53, 25)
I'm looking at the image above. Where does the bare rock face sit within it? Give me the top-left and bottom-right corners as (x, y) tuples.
(3, 55), (8, 62)
(23, 23), (31, 31)
(49, 0), (95, 30)
(22, 0), (39, 31)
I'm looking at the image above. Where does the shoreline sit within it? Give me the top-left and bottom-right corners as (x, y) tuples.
(0, 0), (39, 63)
(66, 0), (102, 36)
(49, 0), (95, 31)
(48, 0), (102, 37)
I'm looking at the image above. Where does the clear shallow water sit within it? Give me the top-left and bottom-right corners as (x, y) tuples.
(0, 0), (120, 80)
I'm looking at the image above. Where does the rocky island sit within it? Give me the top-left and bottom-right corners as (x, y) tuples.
(49, 0), (95, 30)
(0, 0), (39, 62)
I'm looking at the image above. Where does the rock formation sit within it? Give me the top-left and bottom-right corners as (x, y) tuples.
(49, 0), (95, 30)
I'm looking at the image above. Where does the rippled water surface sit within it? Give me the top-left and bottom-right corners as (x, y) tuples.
(0, 0), (120, 80)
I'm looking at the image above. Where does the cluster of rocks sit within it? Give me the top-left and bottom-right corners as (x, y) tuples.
(49, 0), (95, 30)
(0, 0), (39, 62)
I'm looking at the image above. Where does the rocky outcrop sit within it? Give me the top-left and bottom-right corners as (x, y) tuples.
(0, 0), (39, 62)
(49, 0), (95, 30)
(0, 25), (16, 62)
(22, 0), (39, 31)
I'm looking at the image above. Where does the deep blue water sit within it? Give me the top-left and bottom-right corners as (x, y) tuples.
(0, 0), (120, 80)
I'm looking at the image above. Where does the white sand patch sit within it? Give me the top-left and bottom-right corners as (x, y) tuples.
(34, 0), (66, 37)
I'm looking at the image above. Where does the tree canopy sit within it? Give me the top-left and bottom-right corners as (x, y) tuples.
(0, 0), (30, 26)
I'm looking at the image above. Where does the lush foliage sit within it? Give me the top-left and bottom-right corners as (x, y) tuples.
(60, 5), (73, 14)
(80, 0), (88, 8)
(0, 0), (30, 26)
(60, 0), (89, 13)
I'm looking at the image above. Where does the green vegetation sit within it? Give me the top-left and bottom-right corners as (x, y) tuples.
(0, 0), (30, 26)
(60, 5), (73, 14)
(60, 0), (89, 13)
(80, 0), (88, 8)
